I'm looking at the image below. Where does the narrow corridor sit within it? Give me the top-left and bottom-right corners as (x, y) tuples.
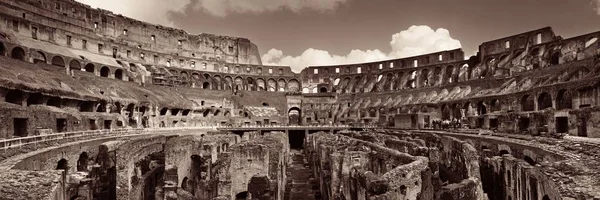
(284, 150), (320, 200)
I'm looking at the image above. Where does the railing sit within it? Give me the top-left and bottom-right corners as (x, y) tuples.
(0, 126), (217, 151)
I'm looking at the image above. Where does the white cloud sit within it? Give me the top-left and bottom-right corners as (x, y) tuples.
(76, 0), (191, 26)
(263, 25), (462, 72)
(76, 0), (348, 26)
(593, 0), (600, 15)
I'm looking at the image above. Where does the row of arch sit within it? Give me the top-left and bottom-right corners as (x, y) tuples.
(0, 42), (128, 80)
(310, 64), (472, 94)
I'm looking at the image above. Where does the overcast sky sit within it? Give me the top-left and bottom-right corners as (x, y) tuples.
(77, 0), (600, 72)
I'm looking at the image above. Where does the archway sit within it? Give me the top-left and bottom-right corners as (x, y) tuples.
(85, 63), (95, 73)
(288, 107), (301, 125)
(537, 92), (552, 110)
(0, 42), (5, 56)
(11, 47), (25, 61)
(77, 152), (89, 171)
(556, 89), (572, 110)
(100, 66), (110, 77)
(235, 192), (248, 200)
(114, 69), (124, 80)
(521, 95), (534, 111)
(202, 82), (210, 89)
(69, 60), (81, 71)
(57, 158), (68, 171)
(181, 177), (189, 191)
(319, 87), (328, 93)
(26, 93), (44, 106)
(5, 90), (24, 105)
(477, 101), (487, 115)
(32, 51), (46, 64)
(51, 56), (65, 67)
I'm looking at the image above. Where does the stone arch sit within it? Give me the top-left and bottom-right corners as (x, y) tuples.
(257, 78), (266, 91)
(213, 75), (222, 90)
(47, 97), (61, 107)
(441, 104), (452, 120)
(556, 89), (572, 110)
(202, 82), (210, 89)
(234, 76), (244, 91)
(538, 92), (553, 110)
(246, 77), (255, 91)
(288, 79), (300, 92)
(10, 47), (25, 60)
(5, 90), (24, 105)
(180, 71), (189, 83)
(100, 66), (110, 77)
(521, 95), (534, 111)
(420, 68), (430, 87)
(542, 195), (550, 200)
(235, 192), (248, 200)
(445, 66), (455, 84)
(85, 63), (95, 73)
(57, 158), (68, 171)
(69, 60), (81, 71)
(32, 51), (46, 64)
(26, 93), (44, 106)
(277, 79), (286, 92)
(51, 56), (65, 67)
(114, 69), (124, 80)
(550, 51), (560, 65)
(0, 42), (5, 56)
(490, 99), (501, 112)
(223, 76), (233, 90)
(319, 86), (328, 93)
(477, 101), (487, 115)
(267, 78), (277, 92)
(77, 152), (89, 171)
(181, 177), (189, 191)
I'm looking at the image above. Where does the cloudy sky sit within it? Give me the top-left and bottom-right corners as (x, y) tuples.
(77, 0), (600, 72)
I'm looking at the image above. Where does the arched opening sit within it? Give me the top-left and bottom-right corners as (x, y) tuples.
(77, 152), (89, 171)
(202, 82), (210, 89)
(26, 93), (44, 106)
(542, 195), (550, 200)
(0, 42), (5, 56)
(69, 60), (81, 71)
(537, 92), (553, 110)
(523, 156), (536, 166)
(289, 107), (301, 125)
(160, 108), (169, 116)
(477, 101), (487, 115)
(80, 101), (94, 112)
(85, 63), (95, 73)
(441, 104), (452, 120)
(32, 51), (46, 64)
(114, 69), (124, 80)
(10, 47), (25, 61)
(550, 51), (560, 65)
(262, 102), (269, 107)
(319, 87), (328, 93)
(556, 89), (572, 110)
(100, 66), (110, 77)
(56, 158), (68, 171)
(445, 66), (454, 83)
(5, 90), (24, 105)
(521, 95), (534, 111)
(51, 56), (65, 67)
(181, 177), (189, 191)
(47, 97), (61, 107)
(96, 101), (107, 112)
(235, 192), (248, 200)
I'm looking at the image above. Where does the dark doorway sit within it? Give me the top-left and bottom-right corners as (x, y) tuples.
(490, 118), (499, 130)
(518, 118), (530, 132)
(57, 158), (68, 171)
(411, 115), (417, 129)
(57, 118), (67, 133)
(13, 118), (28, 137)
(77, 152), (89, 171)
(289, 131), (306, 149)
(555, 117), (569, 134)
(288, 107), (301, 125)
(89, 119), (97, 130)
(236, 192), (248, 200)
(103, 120), (112, 130)
(578, 118), (588, 137)
(477, 117), (485, 128)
